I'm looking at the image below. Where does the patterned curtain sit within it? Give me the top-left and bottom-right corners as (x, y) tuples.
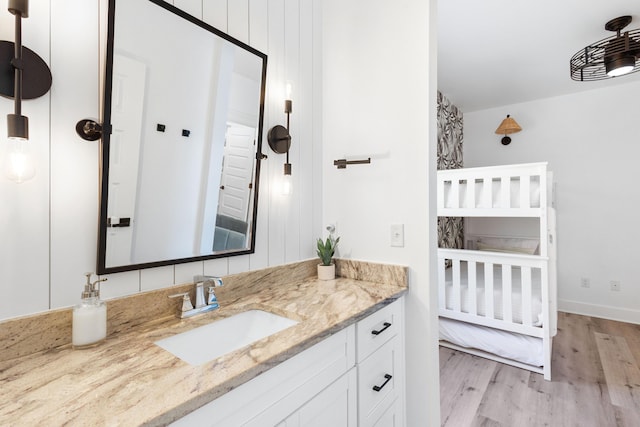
(437, 91), (464, 251)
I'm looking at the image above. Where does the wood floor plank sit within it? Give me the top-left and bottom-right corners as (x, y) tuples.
(529, 313), (619, 425)
(439, 347), (497, 427)
(474, 363), (540, 426)
(594, 332), (640, 412)
(440, 312), (640, 426)
(538, 376), (617, 426)
(552, 313), (605, 383)
(591, 317), (640, 366)
(470, 415), (501, 427)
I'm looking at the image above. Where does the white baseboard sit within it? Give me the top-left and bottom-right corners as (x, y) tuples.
(558, 299), (640, 325)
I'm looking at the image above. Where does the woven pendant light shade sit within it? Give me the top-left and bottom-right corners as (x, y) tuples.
(495, 115), (522, 135)
(495, 115), (521, 145)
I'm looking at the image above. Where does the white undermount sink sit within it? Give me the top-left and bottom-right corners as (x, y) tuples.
(154, 310), (299, 365)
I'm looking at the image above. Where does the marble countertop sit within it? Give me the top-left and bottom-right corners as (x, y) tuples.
(0, 263), (406, 426)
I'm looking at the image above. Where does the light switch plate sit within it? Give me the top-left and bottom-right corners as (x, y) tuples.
(390, 224), (404, 247)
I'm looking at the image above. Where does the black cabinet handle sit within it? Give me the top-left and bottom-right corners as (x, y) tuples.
(371, 322), (391, 336)
(372, 374), (393, 392)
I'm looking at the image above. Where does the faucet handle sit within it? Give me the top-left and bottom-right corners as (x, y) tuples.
(169, 292), (193, 313)
(206, 277), (223, 287)
(206, 285), (220, 306)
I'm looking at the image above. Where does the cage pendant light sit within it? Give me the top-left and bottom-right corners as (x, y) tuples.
(495, 115), (522, 145)
(570, 16), (640, 81)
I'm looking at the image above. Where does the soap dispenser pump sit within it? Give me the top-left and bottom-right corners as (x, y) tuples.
(72, 273), (108, 349)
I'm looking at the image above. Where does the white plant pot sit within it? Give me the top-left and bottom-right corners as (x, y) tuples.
(317, 263), (336, 281)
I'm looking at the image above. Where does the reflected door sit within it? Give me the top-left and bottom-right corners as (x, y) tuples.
(218, 123), (256, 222)
(105, 54), (146, 266)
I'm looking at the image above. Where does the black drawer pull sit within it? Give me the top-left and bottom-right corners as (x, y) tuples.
(372, 374), (393, 392)
(371, 322), (391, 336)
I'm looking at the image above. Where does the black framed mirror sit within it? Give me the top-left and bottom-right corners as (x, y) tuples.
(97, 0), (267, 274)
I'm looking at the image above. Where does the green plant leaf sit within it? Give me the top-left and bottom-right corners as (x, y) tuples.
(315, 235), (339, 266)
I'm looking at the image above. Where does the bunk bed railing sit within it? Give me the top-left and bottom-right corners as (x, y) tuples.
(438, 248), (550, 338)
(437, 162), (548, 217)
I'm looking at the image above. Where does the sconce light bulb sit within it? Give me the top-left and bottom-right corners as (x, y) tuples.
(281, 163), (292, 195)
(284, 82), (293, 114)
(281, 173), (292, 196)
(5, 138), (36, 183)
(285, 82), (292, 100)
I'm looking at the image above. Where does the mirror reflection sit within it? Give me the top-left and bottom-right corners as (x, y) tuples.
(98, 0), (267, 274)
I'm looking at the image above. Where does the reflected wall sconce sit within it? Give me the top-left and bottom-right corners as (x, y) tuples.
(0, 0), (52, 183)
(495, 115), (522, 146)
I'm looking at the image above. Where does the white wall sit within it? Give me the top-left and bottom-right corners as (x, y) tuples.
(463, 80), (640, 324)
(321, 0), (439, 425)
(0, 0), (321, 320)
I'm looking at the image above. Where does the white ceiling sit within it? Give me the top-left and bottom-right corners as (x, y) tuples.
(438, 0), (640, 113)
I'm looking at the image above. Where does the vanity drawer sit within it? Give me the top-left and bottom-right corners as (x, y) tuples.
(356, 300), (401, 363)
(358, 335), (401, 427)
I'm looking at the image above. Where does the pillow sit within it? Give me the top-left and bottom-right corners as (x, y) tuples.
(476, 241), (537, 255)
(475, 236), (539, 252)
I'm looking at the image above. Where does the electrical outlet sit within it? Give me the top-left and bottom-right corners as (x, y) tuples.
(580, 277), (590, 288)
(610, 280), (621, 291)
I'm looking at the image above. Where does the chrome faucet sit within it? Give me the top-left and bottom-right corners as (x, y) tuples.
(169, 276), (224, 318)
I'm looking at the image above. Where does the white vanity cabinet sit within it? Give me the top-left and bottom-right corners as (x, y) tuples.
(356, 299), (405, 427)
(170, 297), (405, 427)
(274, 368), (358, 427)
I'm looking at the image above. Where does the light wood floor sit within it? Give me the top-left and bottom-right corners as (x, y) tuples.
(440, 312), (640, 426)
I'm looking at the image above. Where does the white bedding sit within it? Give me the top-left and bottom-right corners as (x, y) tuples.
(439, 317), (544, 367)
(444, 177), (540, 209)
(444, 264), (543, 326)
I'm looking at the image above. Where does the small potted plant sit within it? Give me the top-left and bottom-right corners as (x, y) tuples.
(316, 235), (340, 280)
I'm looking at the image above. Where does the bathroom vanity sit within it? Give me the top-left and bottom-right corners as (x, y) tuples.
(0, 260), (407, 426)
(172, 297), (404, 427)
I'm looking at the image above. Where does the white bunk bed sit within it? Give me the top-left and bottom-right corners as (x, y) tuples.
(436, 162), (557, 380)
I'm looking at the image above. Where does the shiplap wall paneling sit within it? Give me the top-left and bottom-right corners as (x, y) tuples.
(0, 2), (51, 320)
(311, 0), (323, 256)
(283, 0), (302, 264)
(174, 0), (202, 19)
(1, 0), (319, 320)
(247, 0), (271, 272)
(226, 0), (254, 274)
(199, 0), (233, 279)
(266, 0), (287, 267)
(50, 0), (140, 308)
(95, 0), (149, 298)
(174, 261), (204, 286)
(220, 0), (252, 275)
(203, 0), (227, 31)
(141, 265), (174, 291)
(228, 1), (249, 43)
(297, 0), (316, 263)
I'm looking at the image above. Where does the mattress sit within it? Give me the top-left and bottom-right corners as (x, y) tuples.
(444, 177), (540, 209)
(439, 317), (543, 367)
(443, 264), (543, 326)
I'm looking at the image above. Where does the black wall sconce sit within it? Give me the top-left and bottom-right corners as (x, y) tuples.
(495, 114), (522, 145)
(268, 84), (292, 194)
(0, 0), (52, 183)
(75, 119), (105, 141)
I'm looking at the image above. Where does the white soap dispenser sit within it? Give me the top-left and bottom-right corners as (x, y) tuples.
(72, 273), (108, 349)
